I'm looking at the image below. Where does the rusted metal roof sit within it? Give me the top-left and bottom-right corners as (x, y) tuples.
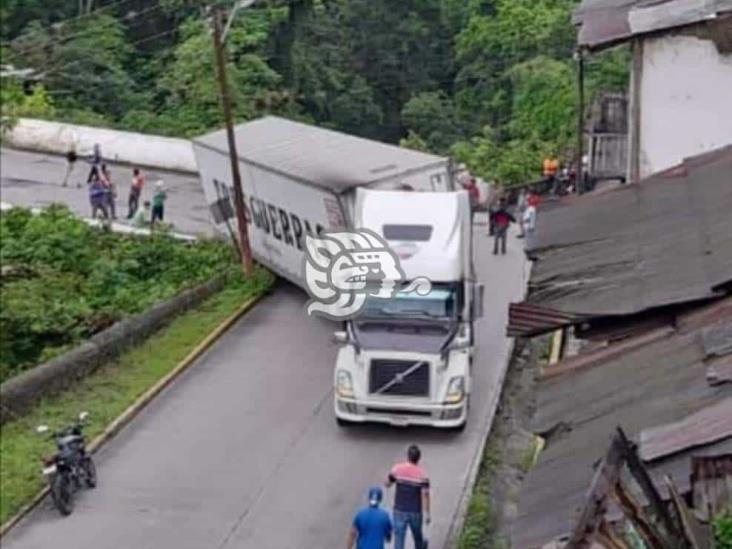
(512, 303), (732, 549)
(506, 145), (732, 337)
(507, 303), (585, 337)
(639, 399), (732, 461)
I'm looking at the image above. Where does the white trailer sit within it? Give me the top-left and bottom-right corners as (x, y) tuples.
(192, 116), (453, 287)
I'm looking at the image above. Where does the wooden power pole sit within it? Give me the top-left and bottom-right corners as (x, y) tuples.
(211, 4), (254, 276)
(576, 48), (586, 194)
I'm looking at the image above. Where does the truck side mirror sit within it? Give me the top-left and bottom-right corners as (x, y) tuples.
(332, 331), (348, 344)
(473, 283), (484, 319)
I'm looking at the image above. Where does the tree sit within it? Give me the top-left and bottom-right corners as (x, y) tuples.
(401, 91), (460, 153)
(155, 17), (285, 137)
(0, 79), (55, 136)
(8, 14), (137, 122)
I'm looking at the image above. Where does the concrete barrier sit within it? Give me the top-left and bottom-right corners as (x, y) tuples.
(5, 118), (197, 173)
(0, 276), (226, 422)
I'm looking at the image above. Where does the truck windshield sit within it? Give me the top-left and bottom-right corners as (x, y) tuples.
(359, 285), (458, 319)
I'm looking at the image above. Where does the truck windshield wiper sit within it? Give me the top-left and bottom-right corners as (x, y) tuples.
(393, 309), (442, 318)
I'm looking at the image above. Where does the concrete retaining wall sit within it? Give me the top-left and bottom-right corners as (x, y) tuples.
(0, 276), (226, 422)
(5, 118), (198, 173)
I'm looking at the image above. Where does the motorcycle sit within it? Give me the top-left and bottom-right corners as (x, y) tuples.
(36, 411), (97, 516)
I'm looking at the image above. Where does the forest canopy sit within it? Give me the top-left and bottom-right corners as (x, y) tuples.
(1, 0), (628, 184)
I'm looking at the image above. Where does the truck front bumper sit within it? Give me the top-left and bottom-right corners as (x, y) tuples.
(335, 396), (467, 428)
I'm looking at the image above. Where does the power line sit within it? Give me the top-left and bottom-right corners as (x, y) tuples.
(7, 2), (168, 58)
(2, 0), (141, 46)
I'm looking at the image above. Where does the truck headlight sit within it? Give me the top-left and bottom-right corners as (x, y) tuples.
(445, 376), (465, 404)
(336, 370), (354, 398)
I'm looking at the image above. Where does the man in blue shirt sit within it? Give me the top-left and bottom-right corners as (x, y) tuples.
(347, 487), (393, 549)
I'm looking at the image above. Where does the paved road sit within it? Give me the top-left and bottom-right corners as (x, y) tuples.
(2, 206), (527, 547)
(0, 148), (212, 236)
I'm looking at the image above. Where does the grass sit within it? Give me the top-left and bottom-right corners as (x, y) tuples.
(457, 440), (501, 549)
(715, 513), (732, 549)
(0, 270), (274, 524)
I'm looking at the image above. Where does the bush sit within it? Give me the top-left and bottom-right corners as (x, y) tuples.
(716, 513), (732, 549)
(0, 205), (238, 381)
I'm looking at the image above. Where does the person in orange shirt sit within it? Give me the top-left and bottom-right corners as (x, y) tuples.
(542, 156), (559, 185)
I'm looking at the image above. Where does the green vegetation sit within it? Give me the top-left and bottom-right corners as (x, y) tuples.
(715, 513), (732, 549)
(458, 441), (500, 549)
(0, 205), (239, 381)
(0, 270), (273, 524)
(1, 0), (628, 184)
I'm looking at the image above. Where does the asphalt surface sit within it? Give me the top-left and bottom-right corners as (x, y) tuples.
(0, 148), (212, 236)
(2, 148), (528, 548)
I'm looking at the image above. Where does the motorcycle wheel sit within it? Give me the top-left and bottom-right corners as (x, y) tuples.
(81, 457), (97, 488)
(50, 474), (74, 516)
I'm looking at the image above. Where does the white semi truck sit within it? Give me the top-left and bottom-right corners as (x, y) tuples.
(193, 117), (482, 428)
(332, 188), (482, 429)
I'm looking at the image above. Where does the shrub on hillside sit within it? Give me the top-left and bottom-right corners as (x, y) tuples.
(0, 205), (237, 381)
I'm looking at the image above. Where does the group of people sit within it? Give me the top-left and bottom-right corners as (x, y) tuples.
(348, 444), (430, 549)
(126, 168), (168, 229)
(488, 188), (539, 255)
(65, 144), (168, 228)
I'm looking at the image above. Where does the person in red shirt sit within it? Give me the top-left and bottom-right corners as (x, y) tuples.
(527, 190), (541, 208)
(385, 445), (430, 549)
(127, 167), (145, 219)
(464, 178), (480, 212)
(490, 198), (516, 255)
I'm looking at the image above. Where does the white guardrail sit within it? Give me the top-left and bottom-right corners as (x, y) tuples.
(5, 118), (198, 173)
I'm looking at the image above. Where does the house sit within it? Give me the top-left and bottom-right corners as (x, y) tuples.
(574, 0), (732, 181)
(506, 145), (732, 549)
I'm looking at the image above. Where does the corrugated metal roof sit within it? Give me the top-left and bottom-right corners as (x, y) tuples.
(507, 303), (585, 337)
(574, 0), (732, 50)
(512, 306), (732, 549)
(193, 116), (449, 194)
(506, 145), (732, 336)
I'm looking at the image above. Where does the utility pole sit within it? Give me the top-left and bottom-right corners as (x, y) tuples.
(576, 48), (586, 194)
(211, 4), (254, 276)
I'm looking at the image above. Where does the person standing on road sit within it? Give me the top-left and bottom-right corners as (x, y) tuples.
(87, 167), (108, 220)
(487, 183), (504, 237)
(463, 177), (480, 213)
(347, 487), (393, 549)
(86, 143), (102, 183)
(490, 198), (515, 255)
(62, 148), (77, 187)
(101, 164), (117, 219)
(385, 444), (431, 549)
(151, 180), (167, 226)
(127, 168), (145, 219)
(516, 188), (528, 239)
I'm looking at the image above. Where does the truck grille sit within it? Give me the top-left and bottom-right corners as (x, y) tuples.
(369, 360), (430, 397)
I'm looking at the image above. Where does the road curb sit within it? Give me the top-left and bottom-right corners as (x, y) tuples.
(445, 233), (532, 548)
(0, 290), (265, 539)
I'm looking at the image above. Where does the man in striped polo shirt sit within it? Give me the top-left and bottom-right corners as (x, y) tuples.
(385, 445), (431, 549)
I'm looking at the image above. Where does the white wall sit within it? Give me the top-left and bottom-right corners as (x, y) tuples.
(5, 118), (197, 173)
(639, 33), (732, 177)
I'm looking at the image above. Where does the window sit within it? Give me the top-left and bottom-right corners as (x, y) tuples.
(383, 224), (433, 241)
